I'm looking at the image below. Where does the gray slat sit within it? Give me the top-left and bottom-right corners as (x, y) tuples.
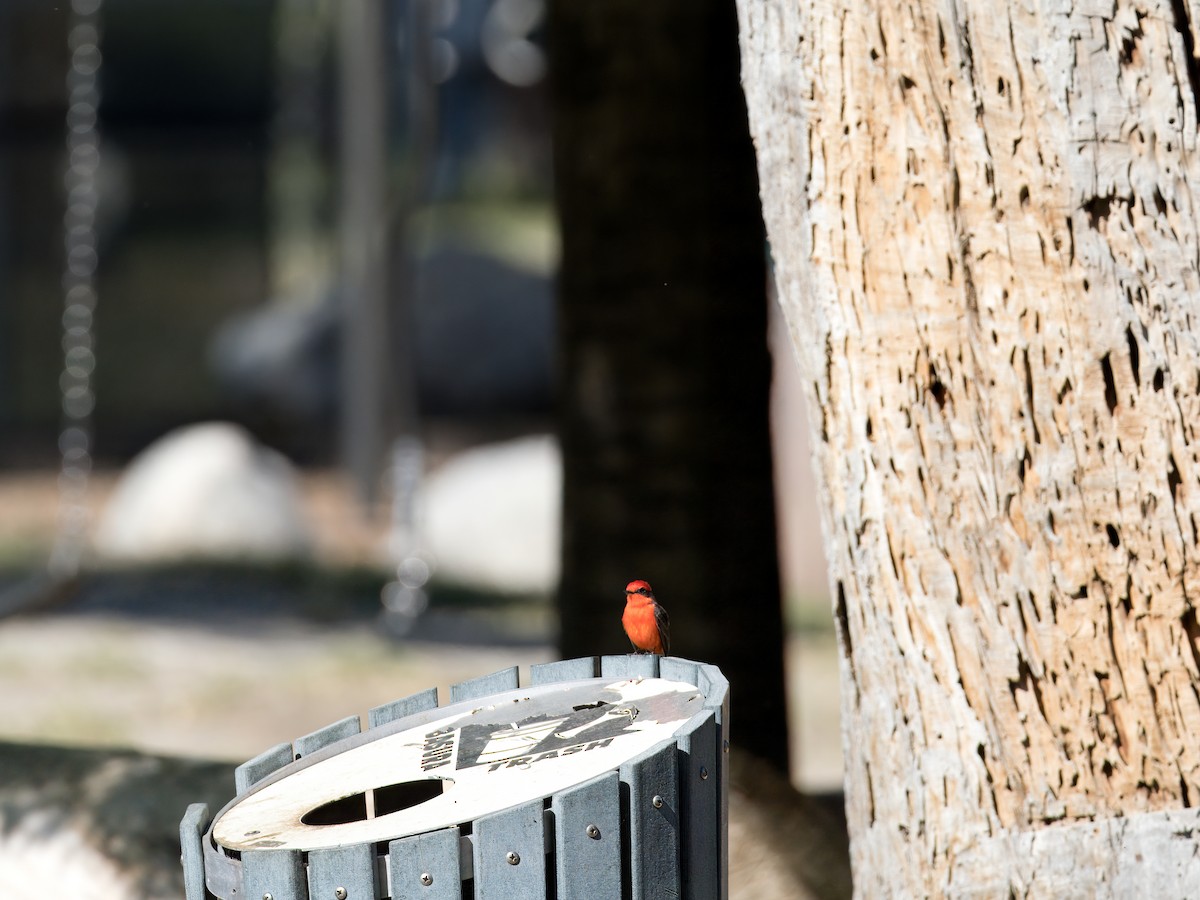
(620, 741), (680, 900)
(717, 726), (729, 900)
(235, 741), (293, 794)
(450, 665), (520, 703)
(530, 656), (598, 685)
(293, 714), (361, 760)
(551, 771), (621, 900)
(600, 653), (659, 680)
(659, 656), (701, 688)
(698, 663), (730, 723)
(308, 844), (376, 900)
(242, 849), (306, 900)
(676, 711), (719, 900)
(473, 798), (547, 899)
(388, 826), (462, 900)
(368, 686), (439, 728)
(179, 803), (211, 900)
(698, 663), (730, 900)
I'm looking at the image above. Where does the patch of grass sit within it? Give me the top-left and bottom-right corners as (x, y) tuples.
(322, 633), (409, 674)
(0, 541), (48, 570)
(34, 706), (132, 746)
(410, 202), (558, 274)
(16, 561), (554, 645)
(193, 673), (262, 714)
(784, 591), (837, 635)
(64, 646), (147, 681)
(425, 579), (550, 611)
(84, 559), (390, 622)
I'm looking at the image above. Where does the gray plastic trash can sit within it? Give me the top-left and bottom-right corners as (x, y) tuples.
(181, 654), (729, 899)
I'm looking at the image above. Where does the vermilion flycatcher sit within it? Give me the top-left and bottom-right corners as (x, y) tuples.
(622, 579), (670, 655)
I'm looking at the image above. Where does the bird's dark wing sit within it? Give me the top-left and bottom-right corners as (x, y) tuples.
(655, 603), (670, 655)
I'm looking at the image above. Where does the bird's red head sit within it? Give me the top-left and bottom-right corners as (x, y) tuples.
(625, 579), (654, 598)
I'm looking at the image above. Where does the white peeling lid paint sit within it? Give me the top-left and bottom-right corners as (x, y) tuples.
(213, 677), (703, 852)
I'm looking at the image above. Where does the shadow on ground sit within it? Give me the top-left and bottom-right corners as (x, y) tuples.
(0, 563), (552, 647)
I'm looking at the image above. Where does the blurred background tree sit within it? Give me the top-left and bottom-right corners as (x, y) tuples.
(549, 0), (789, 770)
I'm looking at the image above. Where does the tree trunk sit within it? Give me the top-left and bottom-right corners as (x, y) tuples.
(550, 0), (790, 771)
(738, 0), (1200, 894)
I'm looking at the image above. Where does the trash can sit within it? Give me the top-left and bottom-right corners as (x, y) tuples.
(181, 654), (729, 900)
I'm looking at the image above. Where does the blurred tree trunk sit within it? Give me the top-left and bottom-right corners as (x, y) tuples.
(550, 0), (789, 770)
(739, 0), (1200, 894)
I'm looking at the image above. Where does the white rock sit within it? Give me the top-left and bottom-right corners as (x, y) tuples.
(94, 422), (311, 563)
(421, 435), (561, 594)
(0, 812), (145, 900)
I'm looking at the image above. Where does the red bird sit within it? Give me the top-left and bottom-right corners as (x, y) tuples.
(622, 579), (670, 655)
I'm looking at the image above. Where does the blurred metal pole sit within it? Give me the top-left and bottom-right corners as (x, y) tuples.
(402, 0), (439, 205)
(385, 0), (437, 418)
(379, 0), (442, 631)
(337, 0), (393, 509)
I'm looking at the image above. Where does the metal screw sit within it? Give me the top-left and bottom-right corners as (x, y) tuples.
(335, 889), (347, 900)
(586, 824), (601, 839)
(263, 894), (273, 900)
(652, 795), (664, 809)
(506, 851), (521, 865)
(700, 766), (709, 780)
(420, 873), (433, 886)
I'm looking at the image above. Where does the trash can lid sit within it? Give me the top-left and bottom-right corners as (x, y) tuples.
(213, 676), (703, 852)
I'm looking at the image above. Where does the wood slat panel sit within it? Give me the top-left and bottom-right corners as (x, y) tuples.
(293, 714), (362, 760)
(659, 656), (701, 688)
(235, 741), (294, 794)
(530, 656), (599, 685)
(600, 654), (659, 680)
(307, 844), (376, 900)
(472, 799), (547, 899)
(241, 848), (306, 900)
(369, 686), (439, 729)
(698, 662), (731, 900)
(179, 802), (211, 900)
(676, 711), (719, 900)
(551, 772), (621, 900)
(450, 666), (520, 703)
(620, 741), (680, 900)
(698, 664), (730, 724)
(388, 826), (463, 900)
